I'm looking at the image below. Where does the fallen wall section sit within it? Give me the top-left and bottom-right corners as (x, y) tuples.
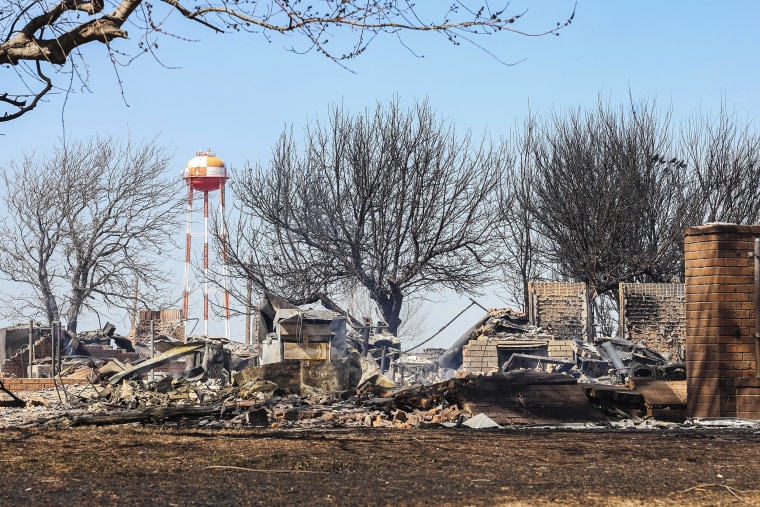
(462, 336), (571, 374)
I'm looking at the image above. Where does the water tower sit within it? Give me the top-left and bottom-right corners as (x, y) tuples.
(182, 151), (230, 339)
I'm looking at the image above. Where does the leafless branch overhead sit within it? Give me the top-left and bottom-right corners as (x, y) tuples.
(0, 1), (575, 120)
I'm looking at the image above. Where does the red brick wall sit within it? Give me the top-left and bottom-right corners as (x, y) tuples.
(0, 338), (51, 377)
(0, 378), (83, 391)
(619, 283), (686, 360)
(684, 224), (760, 419)
(528, 282), (589, 341)
(127, 308), (185, 344)
(0, 358), (25, 378)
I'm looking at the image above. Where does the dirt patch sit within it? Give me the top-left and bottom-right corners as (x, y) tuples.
(1, 426), (759, 506)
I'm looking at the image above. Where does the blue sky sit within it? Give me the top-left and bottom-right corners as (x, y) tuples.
(2, 1), (760, 347)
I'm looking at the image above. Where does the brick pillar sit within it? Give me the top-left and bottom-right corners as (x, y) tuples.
(684, 224), (760, 419)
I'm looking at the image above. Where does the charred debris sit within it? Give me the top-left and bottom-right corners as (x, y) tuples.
(0, 297), (687, 428)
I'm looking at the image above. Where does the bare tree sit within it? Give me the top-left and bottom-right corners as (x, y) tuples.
(0, 136), (183, 333)
(495, 116), (550, 312)
(341, 286), (430, 341)
(530, 98), (687, 300)
(218, 99), (502, 335)
(680, 104), (760, 225)
(0, 1), (574, 121)
(0, 152), (67, 324)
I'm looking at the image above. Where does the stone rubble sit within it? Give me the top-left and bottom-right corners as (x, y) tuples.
(0, 304), (689, 430)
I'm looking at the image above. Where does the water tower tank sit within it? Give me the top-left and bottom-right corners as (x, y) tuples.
(183, 151), (227, 192)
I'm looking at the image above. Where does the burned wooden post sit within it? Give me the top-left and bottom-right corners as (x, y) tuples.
(149, 319), (155, 383)
(51, 320), (59, 376)
(56, 322), (62, 375)
(27, 319), (33, 378)
(245, 255), (253, 346)
(380, 346), (387, 373)
(362, 326), (370, 356)
(245, 276), (252, 346)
